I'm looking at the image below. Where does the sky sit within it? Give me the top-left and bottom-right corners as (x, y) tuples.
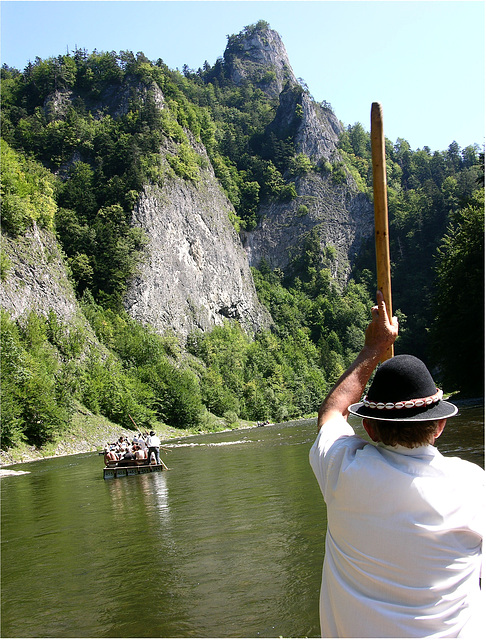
(1, 0), (484, 152)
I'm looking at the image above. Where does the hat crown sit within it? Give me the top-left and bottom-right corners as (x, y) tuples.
(367, 355), (437, 403)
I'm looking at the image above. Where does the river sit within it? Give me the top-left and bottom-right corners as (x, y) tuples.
(1, 406), (483, 638)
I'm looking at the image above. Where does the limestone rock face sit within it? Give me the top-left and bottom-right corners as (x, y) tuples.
(243, 173), (373, 283)
(225, 25), (374, 282)
(295, 93), (343, 162)
(124, 160), (272, 340)
(266, 85), (343, 162)
(225, 26), (297, 98)
(0, 223), (92, 336)
(44, 80), (165, 122)
(3, 23), (375, 344)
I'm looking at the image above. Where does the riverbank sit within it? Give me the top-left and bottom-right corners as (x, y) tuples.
(0, 405), (257, 469)
(3, 395), (479, 470)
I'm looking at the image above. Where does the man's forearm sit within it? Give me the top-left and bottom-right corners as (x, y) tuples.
(317, 292), (398, 430)
(317, 346), (382, 428)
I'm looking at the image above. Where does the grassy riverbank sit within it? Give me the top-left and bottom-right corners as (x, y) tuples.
(1, 393), (478, 469)
(0, 404), (256, 467)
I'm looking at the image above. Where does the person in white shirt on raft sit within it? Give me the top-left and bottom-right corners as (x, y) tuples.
(309, 291), (484, 638)
(146, 431), (161, 465)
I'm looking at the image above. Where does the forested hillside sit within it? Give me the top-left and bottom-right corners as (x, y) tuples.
(1, 21), (483, 454)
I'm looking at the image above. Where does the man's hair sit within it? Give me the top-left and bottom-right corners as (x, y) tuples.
(367, 418), (440, 448)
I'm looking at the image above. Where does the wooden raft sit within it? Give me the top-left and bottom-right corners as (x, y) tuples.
(103, 462), (167, 479)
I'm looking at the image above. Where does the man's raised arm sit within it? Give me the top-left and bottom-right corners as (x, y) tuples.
(317, 291), (398, 430)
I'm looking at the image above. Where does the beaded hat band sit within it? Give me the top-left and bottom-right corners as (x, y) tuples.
(362, 388), (443, 411)
(349, 356), (457, 421)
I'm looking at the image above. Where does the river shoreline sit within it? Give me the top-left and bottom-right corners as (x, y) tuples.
(1, 395), (480, 472)
(0, 408), (277, 471)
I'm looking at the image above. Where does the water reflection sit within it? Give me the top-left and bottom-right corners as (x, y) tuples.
(105, 469), (170, 522)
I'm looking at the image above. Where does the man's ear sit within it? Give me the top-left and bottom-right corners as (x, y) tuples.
(433, 419), (447, 442)
(363, 418), (380, 442)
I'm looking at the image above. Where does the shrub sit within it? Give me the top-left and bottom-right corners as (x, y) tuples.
(1, 139), (57, 236)
(0, 310), (73, 448)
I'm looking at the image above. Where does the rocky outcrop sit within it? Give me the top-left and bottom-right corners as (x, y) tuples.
(242, 97), (374, 283)
(243, 173), (373, 282)
(44, 79), (165, 122)
(267, 86), (343, 163)
(224, 26), (343, 163)
(125, 144), (272, 340)
(230, 26), (374, 282)
(3, 22), (375, 345)
(92, 78), (165, 118)
(1, 223), (79, 324)
(224, 25), (297, 98)
(296, 93), (343, 162)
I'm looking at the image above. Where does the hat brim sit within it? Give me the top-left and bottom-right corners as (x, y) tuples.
(348, 399), (458, 422)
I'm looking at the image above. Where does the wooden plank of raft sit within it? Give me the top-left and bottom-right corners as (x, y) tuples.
(103, 463), (167, 479)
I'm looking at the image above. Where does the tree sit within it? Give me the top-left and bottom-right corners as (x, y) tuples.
(58, 161), (97, 219)
(348, 122), (369, 158)
(0, 310), (73, 448)
(431, 190), (484, 394)
(289, 153), (314, 176)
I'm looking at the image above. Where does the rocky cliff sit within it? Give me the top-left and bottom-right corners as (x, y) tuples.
(2, 22), (374, 342)
(229, 26), (374, 281)
(1, 223), (81, 325)
(243, 172), (372, 282)
(125, 138), (272, 339)
(224, 24), (298, 98)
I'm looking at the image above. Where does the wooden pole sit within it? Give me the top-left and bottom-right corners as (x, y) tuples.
(128, 414), (139, 430)
(370, 102), (394, 361)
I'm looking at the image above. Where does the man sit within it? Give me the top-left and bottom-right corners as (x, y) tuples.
(146, 430), (161, 465)
(310, 291), (484, 637)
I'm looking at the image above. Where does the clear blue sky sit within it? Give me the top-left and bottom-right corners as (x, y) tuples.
(1, 1), (484, 152)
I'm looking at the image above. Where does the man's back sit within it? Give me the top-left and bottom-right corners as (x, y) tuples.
(310, 414), (484, 638)
(147, 434), (160, 447)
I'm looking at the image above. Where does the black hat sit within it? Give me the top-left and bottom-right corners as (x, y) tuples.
(348, 354), (458, 422)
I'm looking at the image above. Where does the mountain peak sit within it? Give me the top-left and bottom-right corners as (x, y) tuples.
(224, 21), (298, 97)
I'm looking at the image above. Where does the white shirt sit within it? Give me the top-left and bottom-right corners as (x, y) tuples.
(147, 434), (160, 448)
(309, 414), (484, 638)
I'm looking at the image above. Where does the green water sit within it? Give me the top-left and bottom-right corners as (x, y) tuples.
(1, 409), (483, 637)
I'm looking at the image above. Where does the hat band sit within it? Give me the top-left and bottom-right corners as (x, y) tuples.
(362, 388), (443, 410)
